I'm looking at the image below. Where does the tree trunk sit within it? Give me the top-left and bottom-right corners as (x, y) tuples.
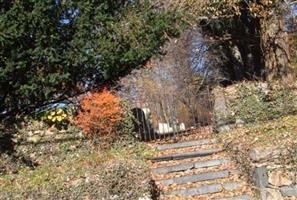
(261, 14), (290, 81)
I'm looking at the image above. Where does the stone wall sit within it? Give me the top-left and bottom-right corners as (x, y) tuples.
(249, 146), (297, 200)
(212, 86), (231, 133)
(212, 86), (244, 133)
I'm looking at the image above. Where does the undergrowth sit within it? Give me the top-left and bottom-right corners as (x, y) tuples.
(0, 137), (156, 200)
(227, 83), (297, 123)
(0, 112), (156, 200)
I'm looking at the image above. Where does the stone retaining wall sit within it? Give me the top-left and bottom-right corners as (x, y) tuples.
(213, 83), (297, 199)
(249, 146), (297, 200)
(212, 86), (244, 133)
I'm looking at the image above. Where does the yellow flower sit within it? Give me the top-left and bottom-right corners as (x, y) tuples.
(56, 116), (63, 122)
(50, 111), (56, 116)
(57, 109), (63, 115)
(47, 115), (53, 120)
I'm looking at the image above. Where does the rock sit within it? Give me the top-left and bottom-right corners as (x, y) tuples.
(249, 147), (281, 162)
(280, 185), (297, 197)
(268, 170), (292, 187)
(138, 194), (151, 200)
(217, 125), (231, 133)
(78, 131), (84, 137)
(235, 119), (245, 127)
(29, 153), (36, 158)
(260, 188), (283, 200)
(258, 82), (269, 95)
(34, 130), (44, 135)
(69, 145), (77, 150)
(59, 129), (67, 134)
(266, 164), (283, 170)
(55, 134), (64, 140)
(110, 195), (119, 200)
(28, 131), (34, 137)
(252, 167), (268, 188)
(11, 138), (18, 143)
(70, 179), (83, 187)
(44, 129), (55, 136)
(27, 135), (41, 143)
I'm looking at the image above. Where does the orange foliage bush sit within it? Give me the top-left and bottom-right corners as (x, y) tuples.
(74, 89), (123, 147)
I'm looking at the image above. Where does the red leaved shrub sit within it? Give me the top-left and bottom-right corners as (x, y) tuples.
(74, 89), (123, 148)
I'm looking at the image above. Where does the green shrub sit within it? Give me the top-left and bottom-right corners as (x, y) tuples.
(228, 83), (297, 123)
(0, 1), (185, 119)
(114, 101), (137, 145)
(118, 102), (134, 134)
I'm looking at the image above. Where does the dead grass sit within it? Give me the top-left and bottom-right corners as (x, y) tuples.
(218, 114), (297, 149)
(0, 140), (156, 199)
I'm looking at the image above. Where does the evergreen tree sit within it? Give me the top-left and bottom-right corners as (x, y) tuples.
(0, 0), (184, 118)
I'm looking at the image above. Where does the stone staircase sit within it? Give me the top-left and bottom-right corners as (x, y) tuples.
(149, 138), (255, 200)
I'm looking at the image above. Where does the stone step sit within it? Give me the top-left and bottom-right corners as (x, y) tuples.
(156, 139), (217, 151)
(215, 194), (250, 200)
(150, 148), (223, 162)
(152, 159), (230, 174)
(159, 170), (230, 186)
(280, 185), (297, 197)
(164, 182), (242, 197)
